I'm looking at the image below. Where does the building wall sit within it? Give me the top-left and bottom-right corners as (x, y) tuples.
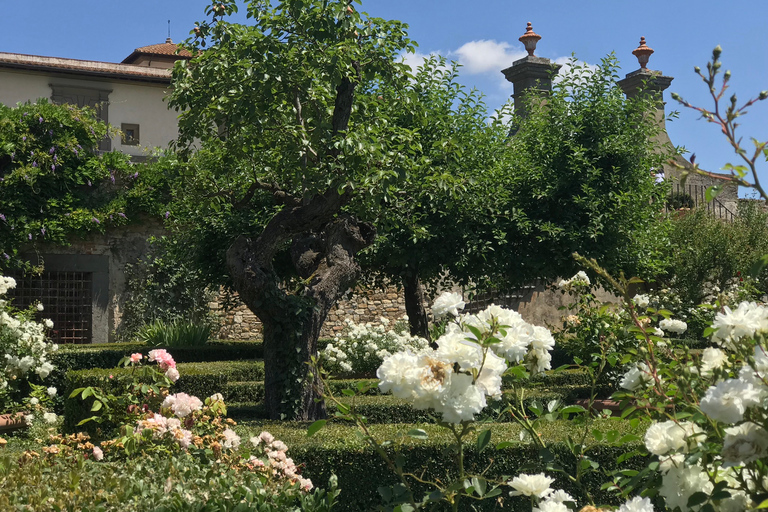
(32, 222), (165, 343)
(0, 69), (53, 106)
(0, 68), (178, 157)
(108, 82), (178, 157)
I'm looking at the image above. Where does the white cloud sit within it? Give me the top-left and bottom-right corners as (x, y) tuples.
(451, 40), (526, 75)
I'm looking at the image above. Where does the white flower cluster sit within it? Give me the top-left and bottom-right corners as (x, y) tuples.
(658, 317), (687, 335)
(507, 472), (652, 512)
(135, 412), (194, 449)
(632, 294), (650, 309)
(377, 304), (555, 424)
(431, 291), (465, 319)
(642, 300), (768, 511)
(1, 275), (58, 401)
(0, 276), (16, 296)
(249, 431), (313, 491)
(711, 301), (768, 350)
(619, 362), (653, 392)
(557, 271), (590, 290)
(321, 316), (428, 376)
(161, 392), (203, 418)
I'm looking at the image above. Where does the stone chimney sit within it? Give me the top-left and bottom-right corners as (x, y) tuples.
(501, 23), (562, 118)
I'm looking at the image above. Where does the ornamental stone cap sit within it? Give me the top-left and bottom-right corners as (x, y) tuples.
(632, 37), (654, 70)
(519, 22), (541, 57)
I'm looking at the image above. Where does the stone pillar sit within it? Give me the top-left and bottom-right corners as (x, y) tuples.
(501, 23), (561, 118)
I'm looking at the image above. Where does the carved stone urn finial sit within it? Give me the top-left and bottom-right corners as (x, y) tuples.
(632, 37), (655, 70)
(519, 22), (541, 57)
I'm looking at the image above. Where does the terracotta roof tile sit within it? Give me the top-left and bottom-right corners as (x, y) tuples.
(121, 40), (193, 63)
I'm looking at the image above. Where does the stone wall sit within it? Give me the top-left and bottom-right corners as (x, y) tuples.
(212, 279), (618, 341)
(213, 286), (408, 340)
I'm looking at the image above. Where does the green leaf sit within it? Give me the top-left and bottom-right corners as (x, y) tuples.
(476, 429), (491, 453)
(471, 477), (487, 497)
(341, 388), (355, 396)
(407, 429), (428, 440)
(687, 491), (710, 507)
(496, 441), (515, 450)
(307, 419), (327, 437)
(90, 400), (103, 412)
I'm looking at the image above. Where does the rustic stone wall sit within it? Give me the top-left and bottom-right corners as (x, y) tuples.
(31, 219), (165, 343)
(213, 286), (408, 340)
(211, 279), (620, 341)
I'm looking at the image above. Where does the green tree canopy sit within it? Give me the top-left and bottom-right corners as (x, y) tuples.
(168, 0), (415, 420)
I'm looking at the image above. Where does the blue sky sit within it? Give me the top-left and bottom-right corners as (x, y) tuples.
(2, 0), (766, 185)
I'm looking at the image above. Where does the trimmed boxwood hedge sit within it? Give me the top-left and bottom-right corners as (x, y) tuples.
(63, 360), (264, 432)
(235, 420), (650, 512)
(48, 340), (263, 399)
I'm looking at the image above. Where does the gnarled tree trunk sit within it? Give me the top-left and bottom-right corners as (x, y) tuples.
(226, 205), (375, 420)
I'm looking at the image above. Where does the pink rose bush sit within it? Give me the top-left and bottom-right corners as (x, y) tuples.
(248, 431), (313, 492)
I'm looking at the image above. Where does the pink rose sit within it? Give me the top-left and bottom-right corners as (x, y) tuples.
(130, 353), (143, 364)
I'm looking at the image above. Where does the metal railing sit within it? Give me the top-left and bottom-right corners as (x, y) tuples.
(668, 183), (737, 222)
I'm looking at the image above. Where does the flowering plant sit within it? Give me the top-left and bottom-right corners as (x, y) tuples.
(68, 349), (178, 434)
(321, 316), (428, 377)
(566, 254), (768, 511)
(312, 300), (563, 510)
(0, 275), (58, 416)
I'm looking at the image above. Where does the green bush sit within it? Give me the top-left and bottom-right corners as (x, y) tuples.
(0, 451), (338, 511)
(666, 200), (768, 305)
(63, 360), (264, 433)
(48, 340), (263, 402)
(239, 421), (649, 512)
(119, 235), (219, 342)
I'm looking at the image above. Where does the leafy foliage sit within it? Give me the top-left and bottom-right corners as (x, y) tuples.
(120, 236), (218, 341)
(494, 56), (672, 285)
(0, 100), (165, 270)
(663, 200), (768, 305)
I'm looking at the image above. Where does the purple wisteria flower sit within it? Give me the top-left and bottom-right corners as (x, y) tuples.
(22, 136), (26, 141)
(22, 112), (28, 116)
(41, 227), (46, 236)
(0, 213), (5, 222)
(38, 117), (43, 123)
(118, 213), (127, 219)
(51, 165), (56, 171)
(48, 130), (53, 136)
(3, 253), (9, 260)
(87, 180), (92, 186)
(49, 147), (55, 154)
(132, 171), (139, 179)
(92, 217), (100, 224)
(164, 211), (170, 219)
(28, 234), (32, 240)
(32, 161), (38, 168)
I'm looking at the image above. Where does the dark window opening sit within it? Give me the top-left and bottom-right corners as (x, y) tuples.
(7, 271), (93, 344)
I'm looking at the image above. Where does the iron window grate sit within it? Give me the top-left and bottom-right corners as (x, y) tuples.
(7, 271), (93, 344)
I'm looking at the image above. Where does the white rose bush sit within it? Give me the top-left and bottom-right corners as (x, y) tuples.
(566, 255), (768, 512)
(311, 290), (660, 511)
(0, 274), (59, 420)
(321, 316), (429, 377)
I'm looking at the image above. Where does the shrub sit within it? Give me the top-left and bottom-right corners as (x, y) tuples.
(665, 200), (768, 306)
(0, 275), (59, 416)
(119, 235), (218, 341)
(137, 318), (212, 348)
(0, 450), (338, 511)
(320, 317), (428, 377)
